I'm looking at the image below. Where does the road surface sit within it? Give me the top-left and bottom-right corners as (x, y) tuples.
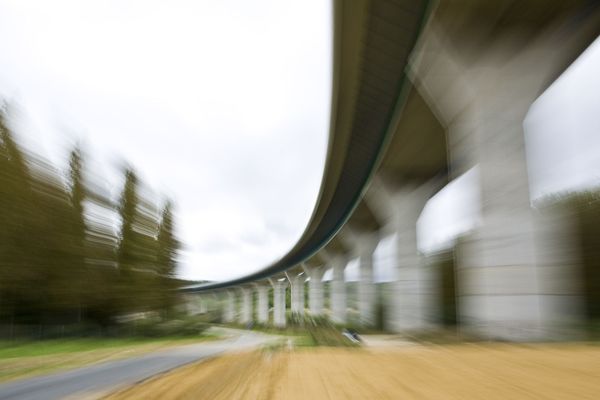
(0, 328), (274, 400)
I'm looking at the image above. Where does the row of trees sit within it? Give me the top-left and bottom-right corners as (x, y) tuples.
(0, 107), (181, 329)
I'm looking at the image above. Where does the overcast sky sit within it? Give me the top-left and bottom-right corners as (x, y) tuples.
(0, 1), (598, 282)
(0, 0), (331, 282)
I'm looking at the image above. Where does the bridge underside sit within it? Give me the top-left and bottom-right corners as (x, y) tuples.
(184, 0), (600, 340)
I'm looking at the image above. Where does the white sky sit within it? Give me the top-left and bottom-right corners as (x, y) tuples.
(525, 36), (600, 200)
(0, 0), (332, 281)
(417, 167), (481, 254)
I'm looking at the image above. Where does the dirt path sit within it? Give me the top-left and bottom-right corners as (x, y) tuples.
(105, 343), (600, 399)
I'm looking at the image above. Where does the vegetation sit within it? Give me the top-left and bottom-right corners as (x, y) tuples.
(0, 106), (184, 338)
(304, 316), (359, 347)
(250, 314), (359, 347)
(0, 333), (218, 383)
(0, 334), (211, 360)
(540, 189), (600, 337)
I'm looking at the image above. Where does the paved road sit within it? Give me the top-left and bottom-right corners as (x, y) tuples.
(0, 328), (275, 400)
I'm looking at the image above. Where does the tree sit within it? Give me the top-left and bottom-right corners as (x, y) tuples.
(67, 147), (88, 321)
(0, 103), (185, 331)
(1, 107), (80, 324)
(116, 168), (163, 314)
(68, 147), (86, 241)
(116, 168), (141, 314)
(0, 107), (38, 324)
(156, 201), (180, 313)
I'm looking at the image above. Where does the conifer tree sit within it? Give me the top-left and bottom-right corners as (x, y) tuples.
(157, 201), (180, 313)
(68, 147), (88, 320)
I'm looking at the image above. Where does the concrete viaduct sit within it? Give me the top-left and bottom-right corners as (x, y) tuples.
(183, 0), (600, 341)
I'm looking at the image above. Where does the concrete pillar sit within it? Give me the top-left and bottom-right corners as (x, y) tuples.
(256, 284), (269, 324)
(239, 288), (252, 325)
(407, 9), (596, 339)
(367, 179), (435, 333)
(273, 280), (287, 328)
(198, 295), (207, 314)
(358, 246), (376, 327)
(181, 294), (191, 315)
(224, 291), (235, 323)
(330, 257), (348, 324)
(290, 274), (305, 315)
(421, 252), (452, 326)
(340, 230), (379, 328)
(448, 106), (542, 340)
(306, 267), (325, 316)
(392, 186), (433, 332)
(209, 292), (219, 312)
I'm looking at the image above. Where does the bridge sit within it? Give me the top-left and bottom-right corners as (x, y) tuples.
(183, 0), (600, 341)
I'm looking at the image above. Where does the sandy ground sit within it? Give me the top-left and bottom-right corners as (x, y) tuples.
(105, 343), (600, 400)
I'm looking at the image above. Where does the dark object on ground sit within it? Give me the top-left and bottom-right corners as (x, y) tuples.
(342, 328), (362, 344)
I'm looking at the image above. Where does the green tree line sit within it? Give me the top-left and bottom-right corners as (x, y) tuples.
(0, 107), (181, 332)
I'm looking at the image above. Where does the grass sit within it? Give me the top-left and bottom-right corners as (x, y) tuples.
(0, 334), (219, 383)
(292, 334), (316, 347)
(221, 318), (358, 348)
(0, 336), (216, 359)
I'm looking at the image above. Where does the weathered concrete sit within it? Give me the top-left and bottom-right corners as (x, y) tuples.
(366, 179), (436, 332)
(290, 273), (305, 315)
(340, 230), (379, 327)
(407, 5), (597, 339)
(305, 266), (326, 316)
(273, 280), (287, 328)
(393, 186), (436, 332)
(239, 288), (252, 325)
(330, 256), (348, 324)
(256, 284), (269, 324)
(224, 291), (235, 323)
(358, 245), (376, 327)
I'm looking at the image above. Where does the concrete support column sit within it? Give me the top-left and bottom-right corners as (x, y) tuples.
(358, 248), (376, 327)
(417, 251), (454, 327)
(367, 179), (435, 332)
(256, 284), (269, 324)
(407, 11), (597, 339)
(273, 280), (287, 328)
(340, 230), (379, 328)
(448, 106), (542, 340)
(239, 288), (252, 325)
(392, 186), (433, 332)
(196, 295), (207, 314)
(306, 267), (325, 316)
(182, 294), (193, 315)
(209, 292), (219, 312)
(330, 257), (348, 324)
(224, 291), (235, 323)
(290, 274), (305, 315)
